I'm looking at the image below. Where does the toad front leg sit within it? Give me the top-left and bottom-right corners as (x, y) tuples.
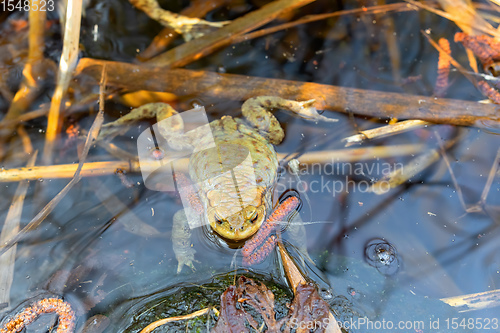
(241, 96), (338, 145)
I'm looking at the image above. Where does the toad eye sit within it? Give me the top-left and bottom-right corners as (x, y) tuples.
(215, 214), (224, 225)
(250, 212), (258, 223)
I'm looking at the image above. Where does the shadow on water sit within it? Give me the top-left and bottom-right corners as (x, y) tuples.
(0, 0), (499, 332)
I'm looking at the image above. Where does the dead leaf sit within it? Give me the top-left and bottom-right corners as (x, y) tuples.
(214, 276), (333, 333)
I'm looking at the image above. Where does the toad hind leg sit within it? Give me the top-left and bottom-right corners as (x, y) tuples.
(172, 209), (198, 273)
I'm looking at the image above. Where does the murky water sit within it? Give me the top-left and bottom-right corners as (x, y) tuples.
(0, 0), (499, 332)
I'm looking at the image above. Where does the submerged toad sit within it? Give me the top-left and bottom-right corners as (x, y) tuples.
(101, 96), (337, 272)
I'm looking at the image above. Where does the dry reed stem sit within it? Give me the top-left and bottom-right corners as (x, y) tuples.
(147, 0), (317, 67)
(407, 0), (500, 38)
(0, 161), (136, 182)
(233, 3), (416, 45)
(0, 153), (37, 308)
(28, 1), (46, 63)
(140, 307), (213, 333)
(465, 48), (479, 73)
(436, 0), (494, 35)
(43, 0), (82, 164)
(0, 145), (425, 182)
(75, 58), (500, 127)
(343, 120), (431, 146)
(440, 289), (500, 312)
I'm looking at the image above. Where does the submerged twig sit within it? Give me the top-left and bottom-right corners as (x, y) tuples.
(16, 125), (34, 155)
(479, 147), (499, 205)
(439, 140), (500, 214)
(369, 134), (460, 194)
(435, 132), (468, 211)
(0, 153), (37, 309)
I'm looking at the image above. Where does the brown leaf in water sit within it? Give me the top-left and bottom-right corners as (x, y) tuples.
(282, 283), (331, 333)
(214, 276), (331, 333)
(212, 283), (255, 333)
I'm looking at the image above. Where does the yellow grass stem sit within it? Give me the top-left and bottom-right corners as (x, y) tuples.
(0, 145), (424, 182)
(43, 0), (82, 164)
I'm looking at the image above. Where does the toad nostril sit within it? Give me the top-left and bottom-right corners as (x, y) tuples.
(240, 226), (244, 230)
(229, 226), (233, 230)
